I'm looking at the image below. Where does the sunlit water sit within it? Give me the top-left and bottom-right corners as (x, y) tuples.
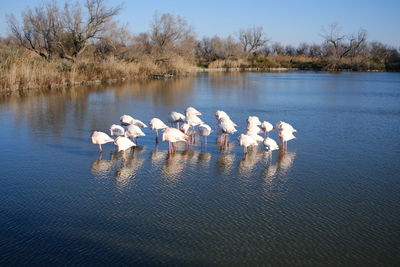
(0, 72), (399, 265)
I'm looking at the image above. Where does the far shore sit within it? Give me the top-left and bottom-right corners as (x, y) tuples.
(0, 67), (390, 94)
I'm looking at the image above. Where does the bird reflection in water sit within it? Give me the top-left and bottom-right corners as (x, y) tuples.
(162, 152), (187, 182)
(113, 146), (145, 189)
(90, 146), (145, 190)
(197, 151), (212, 168)
(262, 150), (296, 199)
(238, 146), (263, 177)
(216, 152), (236, 175)
(150, 145), (168, 167)
(90, 153), (115, 178)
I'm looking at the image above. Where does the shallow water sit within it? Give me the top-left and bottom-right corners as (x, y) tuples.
(1, 72), (399, 265)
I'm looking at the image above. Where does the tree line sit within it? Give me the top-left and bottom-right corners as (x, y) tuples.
(1, 0), (399, 90)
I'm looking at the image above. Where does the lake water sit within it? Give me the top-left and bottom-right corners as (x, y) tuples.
(0, 72), (399, 265)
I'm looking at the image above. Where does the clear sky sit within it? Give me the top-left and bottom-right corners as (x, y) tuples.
(1, 0), (399, 47)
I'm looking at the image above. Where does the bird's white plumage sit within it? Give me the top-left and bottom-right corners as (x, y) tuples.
(120, 114), (134, 125)
(114, 136), (136, 151)
(247, 116), (262, 127)
(110, 124), (125, 136)
(126, 124), (145, 139)
(279, 129), (296, 142)
(261, 121), (274, 133)
(263, 137), (279, 151)
(91, 131), (114, 145)
(198, 124), (212, 137)
(186, 107), (202, 116)
(239, 134), (258, 148)
(186, 114), (203, 127)
(219, 117), (237, 134)
(169, 111), (186, 123)
(162, 127), (188, 143)
(150, 118), (168, 130)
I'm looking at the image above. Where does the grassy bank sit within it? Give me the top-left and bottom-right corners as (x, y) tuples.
(1, 44), (399, 92)
(0, 45), (193, 92)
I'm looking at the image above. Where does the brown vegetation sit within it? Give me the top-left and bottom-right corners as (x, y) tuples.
(1, 0), (399, 91)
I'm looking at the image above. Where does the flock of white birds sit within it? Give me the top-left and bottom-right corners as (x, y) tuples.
(91, 107), (297, 154)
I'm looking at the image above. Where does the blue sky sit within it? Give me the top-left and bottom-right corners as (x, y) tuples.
(1, 0), (399, 47)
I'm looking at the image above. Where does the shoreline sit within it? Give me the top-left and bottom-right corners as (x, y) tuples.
(0, 67), (389, 94)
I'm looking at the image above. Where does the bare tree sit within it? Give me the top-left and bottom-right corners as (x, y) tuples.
(296, 43), (309, 55)
(7, 0), (121, 61)
(60, 0), (122, 60)
(271, 42), (285, 55)
(321, 23), (367, 68)
(238, 26), (268, 54)
(150, 13), (194, 57)
(285, 45), (297, 56)
(7, 1), (62, 60)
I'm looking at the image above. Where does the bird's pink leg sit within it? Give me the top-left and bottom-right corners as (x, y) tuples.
(99, 144), (102, 152)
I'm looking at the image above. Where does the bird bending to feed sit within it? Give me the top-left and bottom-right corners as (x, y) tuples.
(114, 136), (136, 152)
(91, 131), (114, 152)
(186, 107), (202, 116)
(215, 110), (229, 120)
(120, 114), (147, 128)
(162, 127), (189, 153)
(247, 116), (262, 127)
(215, 110), (237, 126)
(132, 119), (147, 128)
(150, 118), (168, 143)
(120, 114), (135, 126)
(238, 134), (258, 154)
(279, 129), (296, 150)
(247, 125), (261, 135)
(275, 121), (297, 133)
(110, 124), (125, 136)
(247, 133), (264, 143)
(169, 111), (186, 128)
(261, 121), (274, 137)
(125, 124), (145, 142)
(186, 113), (203, 127)
(263, 137), (279, 151)
(198, 123), (212, 144)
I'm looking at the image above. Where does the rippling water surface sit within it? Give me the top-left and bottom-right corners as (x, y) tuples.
(1, 72), (399, 265)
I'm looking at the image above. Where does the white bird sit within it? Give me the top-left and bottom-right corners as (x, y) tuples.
(198, 123), (212, 144)
(186, 113), (203, 127)
(125, 124), (145, 142)
(114, 136), (136, 152)
(215, 111), (237, 126)
(110, 124), (125, 136)
(247, 125), (262, 135)
(218, 117), (237, 148)
(219, 117), (237, 134)
(276, 121), (297, 133)
(238, 134), (258, 154)
(247, 133), (264, 143)
(260, 121), (274, 137)
(186, 107), (202, 116)
(169, 111), (186, 128)
(150, 118), (168, 142)
(279, 129), (296, 150)
(91, 131), (114, 152)
(215, 110), (229, 120)
(162, 127), (189, 153)
(132, 119), (147, 128)
(263, 137), (279, 151)
(247, 116), (262, 127)
(120, 114), (134, 126)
